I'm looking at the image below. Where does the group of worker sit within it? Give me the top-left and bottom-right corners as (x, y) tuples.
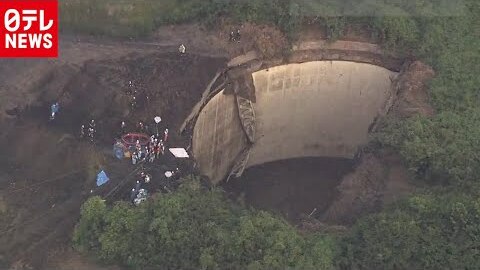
(126, 80), (142, 111)
(129, 166), (180, 205)
(47, 43), (201, 204)
(131, 136), (166, 165)
(79, 119), (97, 142)
(130, 170), (151, 205)
(121, 119), (169, 166)
(230, 29), (241, 42)
(49, 101), (97, 142)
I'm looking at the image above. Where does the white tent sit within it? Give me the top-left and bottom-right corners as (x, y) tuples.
(169, 148), (189, 158)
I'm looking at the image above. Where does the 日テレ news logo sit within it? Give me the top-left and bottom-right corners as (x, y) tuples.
(0, 0), (58, 57)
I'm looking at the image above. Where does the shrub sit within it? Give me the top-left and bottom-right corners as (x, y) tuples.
(74, 178), (337, 269)
(338, 192), (480, 269)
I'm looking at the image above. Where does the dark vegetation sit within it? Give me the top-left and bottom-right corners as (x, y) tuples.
(69, 0), (480, 269)
(74, 179), (336, 269)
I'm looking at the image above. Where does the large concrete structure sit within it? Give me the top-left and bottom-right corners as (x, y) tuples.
(193, 61), (398, 184)
(192, 90), (248, 182)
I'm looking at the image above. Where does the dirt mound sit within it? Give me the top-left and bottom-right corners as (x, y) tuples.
(393, 61), (435, 117)
(321, 151), (413, 225)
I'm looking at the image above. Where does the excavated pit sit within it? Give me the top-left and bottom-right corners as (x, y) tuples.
(193, 60), (398, 220)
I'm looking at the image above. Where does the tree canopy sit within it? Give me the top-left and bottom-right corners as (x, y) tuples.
(339, 191), (480, 269)
(74, 179), (336, 270)
(70, 0), (480, 269)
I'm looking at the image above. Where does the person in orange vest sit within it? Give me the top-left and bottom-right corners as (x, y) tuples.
(154, 140), (160, 159)
(164, 128), (169, 143)
(160, 140), (165, 155)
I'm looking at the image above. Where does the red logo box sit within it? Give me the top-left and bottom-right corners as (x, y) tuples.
(0, 0), (58, 58)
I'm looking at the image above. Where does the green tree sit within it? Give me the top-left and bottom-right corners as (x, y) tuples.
(74, 178), (337, 270)
(338, 192), (480, 269)
(73, 196), (107, 252)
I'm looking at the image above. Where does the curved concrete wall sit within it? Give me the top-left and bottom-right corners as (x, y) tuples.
(248, 61), (396, 166)
(193, 61), (397, 184)
(192, 90), (248, 183)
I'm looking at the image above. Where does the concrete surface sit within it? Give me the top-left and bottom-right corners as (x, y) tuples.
(193, 61), (397, 184)
(248, 61), (397, 166)
(192, 90), (248, 183)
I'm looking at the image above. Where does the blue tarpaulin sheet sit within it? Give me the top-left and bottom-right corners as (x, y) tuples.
(96, 170), (109, 186)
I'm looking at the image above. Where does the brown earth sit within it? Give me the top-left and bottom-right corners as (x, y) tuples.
(0, 45), (226, 269)
(393, 60), (436, 118)
(224, 157), (355, 223)
(321, 150), (414, 225)
(317, 61), (435, 225)
(0, 23), (284, 269)
(0, 22), (433, 270)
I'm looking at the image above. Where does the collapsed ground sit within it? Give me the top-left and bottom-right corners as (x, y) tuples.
(0, 26), (435, 269)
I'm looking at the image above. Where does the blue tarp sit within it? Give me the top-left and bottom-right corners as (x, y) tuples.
(96, 170), (109, 186)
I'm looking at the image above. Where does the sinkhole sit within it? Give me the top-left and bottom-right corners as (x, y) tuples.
(192, 61), (397, 220)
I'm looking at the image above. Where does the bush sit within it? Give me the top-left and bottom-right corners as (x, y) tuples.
(400, 111), (480, 184)
(376, 110), (480, 185)
(74, 178), (337, 269)
(338, 192), (480, 269)
(373, 0), (480, 186)
(60, 0), (302, 39)
(73, 196), (107, 252)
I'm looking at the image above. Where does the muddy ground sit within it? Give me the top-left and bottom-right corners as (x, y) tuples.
(0, 47), (226, 269)
(224, 157), (355, 222)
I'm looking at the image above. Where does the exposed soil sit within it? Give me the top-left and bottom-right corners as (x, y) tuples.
(321, 150), (414, 225)
(0, 21), (430, 269)
(224, 157), (355, 223)
(0, 49), (226, 269)
(392, 60), (436, 118)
